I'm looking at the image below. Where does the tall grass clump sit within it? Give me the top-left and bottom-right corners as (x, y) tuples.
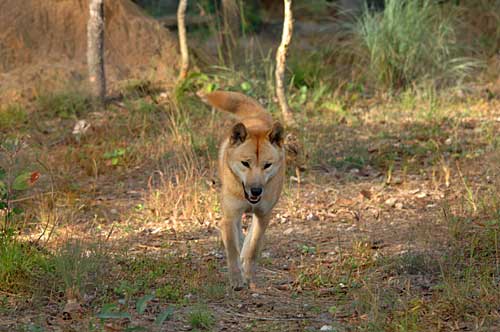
(48, 240), (109, 296)
(351, 0), (478, 91)
(0, 238), (49, 293)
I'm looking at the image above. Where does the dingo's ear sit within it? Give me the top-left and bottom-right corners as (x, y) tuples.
(269, 122), (284, 147)
(230, 122), (247, 145)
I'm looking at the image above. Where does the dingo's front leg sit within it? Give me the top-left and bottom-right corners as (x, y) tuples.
(220, 213), (245, 290)
(240, 213), (270, 289)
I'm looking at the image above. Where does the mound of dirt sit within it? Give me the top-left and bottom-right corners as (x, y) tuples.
(0, 0), (179, 101)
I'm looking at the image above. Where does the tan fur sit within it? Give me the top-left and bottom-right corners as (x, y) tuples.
(198, 90), (285, 289)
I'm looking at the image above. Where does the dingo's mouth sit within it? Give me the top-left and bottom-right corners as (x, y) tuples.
(242, 183), (262, 204)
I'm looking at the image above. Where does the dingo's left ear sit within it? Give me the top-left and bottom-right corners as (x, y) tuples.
(269, 122), (284, 147)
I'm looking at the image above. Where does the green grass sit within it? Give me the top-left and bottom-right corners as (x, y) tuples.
(0, 237), (49, 293)
(36, 91), (90, 119)
(48, 240), (109, 295)
(188, 305), (215, 330)
(350, 0), (480, 90)
(0, 104), (28, 132)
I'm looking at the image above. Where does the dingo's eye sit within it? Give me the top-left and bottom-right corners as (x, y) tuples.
(241, 161), (250, 168)
(263, 163), (272, 169)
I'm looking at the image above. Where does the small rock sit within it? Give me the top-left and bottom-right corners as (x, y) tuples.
(385, 197), (397, 207)
(393, 177), (403, 184)
(306, 213), (319, 221)
(150, 227), (162, 234)
(395, 202), (404, 210)
(110, 208), (118, 215)
(320, 325), (334, 331)
(283, 227), (294, 235)
(416, 192), (427, 198)
(251, 293), (259, 298)
(72, 119), (90, 136)
(445, 137), (453, 145)
(276, 284), (290, 291)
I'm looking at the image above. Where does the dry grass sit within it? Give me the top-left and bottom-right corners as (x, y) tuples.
(0, 84), (498, 330)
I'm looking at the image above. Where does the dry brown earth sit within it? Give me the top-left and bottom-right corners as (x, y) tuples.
(0, 0), (179, 101)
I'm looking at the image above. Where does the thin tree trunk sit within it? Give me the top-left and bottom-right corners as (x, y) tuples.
(177, 0), (189, 80)
(87, 0), (106, 105)
(221, 0), (240, 66)
(275, 0), (295, 127)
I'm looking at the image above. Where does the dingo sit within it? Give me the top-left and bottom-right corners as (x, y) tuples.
(198, 90), (285, 290)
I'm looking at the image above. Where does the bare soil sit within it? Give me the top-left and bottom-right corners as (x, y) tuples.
(0, 0), (179, 102)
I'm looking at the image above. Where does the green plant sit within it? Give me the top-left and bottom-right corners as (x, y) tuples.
(0, 237), (48, 292)
(351, 0), (479, 90)
(0, 139), (40, 235)
(103, 148), (127, 166)
(36, 91), (90, 119)
(188, 305), (215, 330)
(156, 283), (182, 302)
(49, 240), (109, 295)
(96, 297), (174, 331)
(0, 104), (28, 131)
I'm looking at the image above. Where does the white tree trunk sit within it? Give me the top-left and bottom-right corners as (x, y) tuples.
(177, 0), (189, 80)
(275, 0), (295, 127)
(87, 0), (106, 104)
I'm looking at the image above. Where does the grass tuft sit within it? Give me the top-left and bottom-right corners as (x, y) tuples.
(0, 104), (28, 132)
(0, 238), (48, 293)
(188, 305), (215, 330)
(48, 239), (109, 295)
(350, 0), (480, 90)
(36, 91), (90, 119)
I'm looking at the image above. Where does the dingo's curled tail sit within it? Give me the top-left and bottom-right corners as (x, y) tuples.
(197, 90), (272, 123)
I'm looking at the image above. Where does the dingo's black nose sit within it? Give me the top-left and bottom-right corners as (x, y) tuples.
(250, 187), (263, 196)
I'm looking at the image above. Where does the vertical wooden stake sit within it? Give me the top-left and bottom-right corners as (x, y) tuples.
(275, 0), (295, 127)
(87, 0), (106, 105)
(177, 0), (189, 80)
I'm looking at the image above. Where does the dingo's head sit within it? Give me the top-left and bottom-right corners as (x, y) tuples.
(226, 121), (284, 204)
(198, 90), (285, 204)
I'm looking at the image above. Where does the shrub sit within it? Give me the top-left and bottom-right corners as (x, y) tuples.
(351, 0), (479, 90)
(36, 91), (90, 119)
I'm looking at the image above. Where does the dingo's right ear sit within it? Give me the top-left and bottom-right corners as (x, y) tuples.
(230, 122), (247, 146)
